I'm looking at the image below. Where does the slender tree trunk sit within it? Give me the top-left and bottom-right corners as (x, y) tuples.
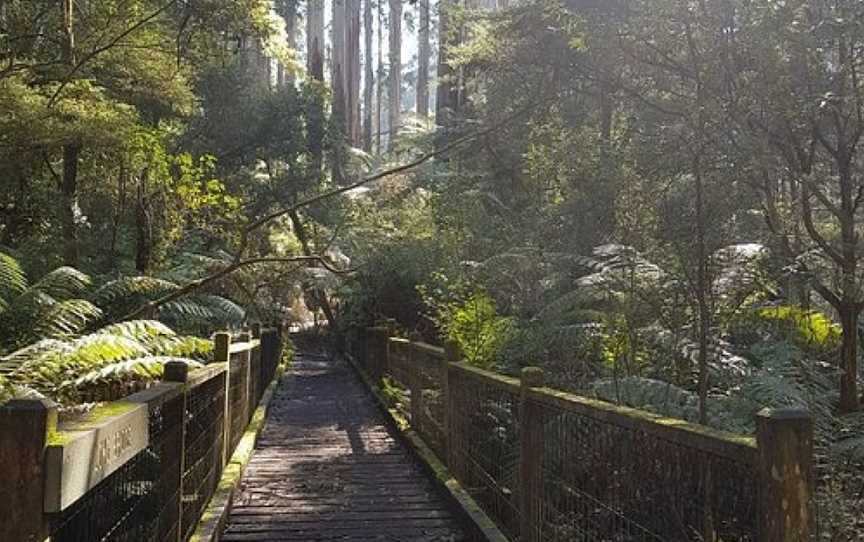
(332, 0), (347, 116)
(376, 2), (384, 154)
(60, 144), (80, 267)
(839, 303), (860, 412)
(388, 0), (402, 149)
(277, 0), (297, 87)
(307, 0), (325, 76)
(288, 210), (336, 329)
(363, 0), (374, 152)
(135, 171), (152, 273)
(417, 0), (430, 118)
(331, 0), (347, 184)
(436, 0), (458, 126)
(60, 0), (79, 267)
(347, 1), (362, 146)
(694, 162), (711, 425)
(307, 1), (325, 175)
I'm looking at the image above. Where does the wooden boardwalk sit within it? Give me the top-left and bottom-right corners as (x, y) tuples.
(222, 350), (468, 541)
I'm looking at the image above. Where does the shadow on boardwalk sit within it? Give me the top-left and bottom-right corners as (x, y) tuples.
(222, 346), (468, 541)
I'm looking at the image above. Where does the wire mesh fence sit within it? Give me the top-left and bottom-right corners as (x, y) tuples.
(449, 364), (523, 540)
(180, 370), (226, 541)
(349, 326), (813, 542)
(227, 351), (250, 454)
(48, 387), (185, 542)
(36, 327), (284, 542)
(527, 392), (759, 542)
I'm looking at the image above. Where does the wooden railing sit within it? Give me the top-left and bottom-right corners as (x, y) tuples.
(348, 326), (814, 542)
(0, 325), (285, 542)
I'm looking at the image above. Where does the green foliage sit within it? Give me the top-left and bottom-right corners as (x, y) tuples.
(755, 306), (841, 350)
(422, 279), (513, 369)
(0, 319), (211, 405)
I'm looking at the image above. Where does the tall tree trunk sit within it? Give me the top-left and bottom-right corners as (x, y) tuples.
(331, 0), (347, 113)
(60, 144), (80, 267)
(388, 0), (402, 149)
(331, 0), (347, 184)
(277, 0), (297, 87)
(135, 171), (152, 274)
(376, 2), (384, 154)
(347, 1), (362, 146)
(417, 0), (430, 118)
(306, 0), (325, 76)
(60, 0), (79, 267)
(363, 0), (374, 152)
(436, 0), (459, 127)
(307, 0), (325, 174)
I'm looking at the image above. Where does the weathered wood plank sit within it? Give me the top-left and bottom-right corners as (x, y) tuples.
(221, 351), (467, 541)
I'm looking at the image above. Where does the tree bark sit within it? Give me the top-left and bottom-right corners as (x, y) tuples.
(307, 0), (325, 175)
(60, 144), (80, 267)
(838, 303), (860, 412)
(363, 0), (374, 152)
(388, 0), (402, 149)
(135, 171), (153, 273)
(306, 0), (325, 77)
(376, 2), (385, 154)
(277, 0), (297, 87)
(346, 1), (362, 146)
(60, 0), (79, 267)
(417, 0), (430, 118)
(436, 0), (459, 127)
(288, 210), (336, 329)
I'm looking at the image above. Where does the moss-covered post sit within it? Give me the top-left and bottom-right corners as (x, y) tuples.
(756, 408), (814, 542)
(409, 344), (423, 432)
(251, 323), (262, 404)
(237, 331), (252, 427)
(163, 361), (189, 542)
(446, 363), (464, 479)
(214, 332), (231, 466)
(519, 367), (545, 542)
(442, 341), (459, 468)
(0, 398), (57, 542)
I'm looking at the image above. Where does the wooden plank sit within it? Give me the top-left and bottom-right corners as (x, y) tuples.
(220, 352), (467, 541)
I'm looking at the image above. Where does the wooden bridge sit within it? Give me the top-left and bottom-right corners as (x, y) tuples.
(221, 350), (469, 541)
(0, 326), (815, 542)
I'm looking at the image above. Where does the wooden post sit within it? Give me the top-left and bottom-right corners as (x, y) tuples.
(410, 345), (423, 431)
(0, 398), (57, 542)
(446, 363), (463, 478)
(214, 332), (231, 466)
(442, 341), (459, 467)
(251, 323), (262, 403)
(238, 331), (252, 426)
(519, 367), (545, 542)
(163, 362), (190, 542)
(756, 408), (814, 542)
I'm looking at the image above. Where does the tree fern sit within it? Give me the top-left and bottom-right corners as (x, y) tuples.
(0, 251), (26, 312)
(1, 320), (213, 404)
(64, 357), (204, 391)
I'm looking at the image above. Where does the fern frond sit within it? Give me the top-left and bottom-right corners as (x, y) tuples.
(148, 335), (213, 359)
(34, 299), (102, 339)
(94, 320), (176, 342)
(92, 276), (179, 306)
(28, 266), (92, 300)
(0, 251), (27, 311)
(64, 356), (204, 389)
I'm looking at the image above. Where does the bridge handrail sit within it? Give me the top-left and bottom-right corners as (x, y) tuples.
(350, 325), (813, 542)
(1, 324), (285, 542)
